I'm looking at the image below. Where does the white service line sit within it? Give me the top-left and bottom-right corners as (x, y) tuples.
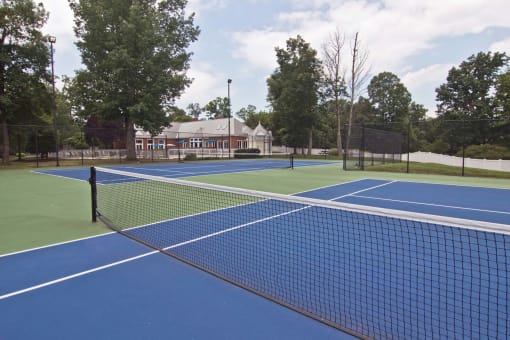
(0, 204), (309, 301)
(331, 180), (397, 200)
(352, 194), (510, 215)
(0, 251), (157, 300)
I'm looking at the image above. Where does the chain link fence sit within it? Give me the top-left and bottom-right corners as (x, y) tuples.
(342, 118), (510, 175)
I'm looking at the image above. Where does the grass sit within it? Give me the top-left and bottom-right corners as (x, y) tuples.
(365, 161), (510, 179)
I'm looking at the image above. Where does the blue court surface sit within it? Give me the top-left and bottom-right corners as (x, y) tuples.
(34, 157), (337, 182)
(2, 163), (510, 339)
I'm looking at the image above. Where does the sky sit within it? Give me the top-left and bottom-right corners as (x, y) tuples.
(40, 0), (510, 117)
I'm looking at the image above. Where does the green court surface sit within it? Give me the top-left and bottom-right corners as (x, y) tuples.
(0, 169), (107, 255)
(190, 163), (510, 193)
(1, 164), (510, 255)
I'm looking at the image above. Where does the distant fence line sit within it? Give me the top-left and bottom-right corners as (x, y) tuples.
(403, 151), (510, 172)
(43, 147), (510, 173)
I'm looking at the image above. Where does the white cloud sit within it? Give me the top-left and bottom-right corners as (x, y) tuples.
(175, 63), (228, 107)
(41, 0), (75, 53)
(232, 0), (510, 73)
(187, 0), (227, 16)
(401, 63), (454, 92)
(232, 30), (289, 70)
(401, 63), (455, 116)
(490, 38), (510, 55)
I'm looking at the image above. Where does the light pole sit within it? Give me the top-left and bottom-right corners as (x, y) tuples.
(49, 36), (59, 166)
(177, 132), (181, 162)
(227, 79), (232, 159)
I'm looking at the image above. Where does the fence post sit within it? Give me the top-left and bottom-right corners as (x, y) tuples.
(89, 167), (97, 223)
(461, 120), (465, 176)
(407, 120), (411, 174)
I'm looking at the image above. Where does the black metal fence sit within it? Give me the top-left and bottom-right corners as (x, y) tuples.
(342, 118), (510, 175)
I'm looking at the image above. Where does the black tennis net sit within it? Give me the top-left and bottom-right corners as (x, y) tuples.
(90, 166), (510, 339)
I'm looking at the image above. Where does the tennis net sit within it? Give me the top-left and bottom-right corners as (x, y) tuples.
(90, 166), (509, 339)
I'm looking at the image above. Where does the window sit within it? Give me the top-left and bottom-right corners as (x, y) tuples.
(147, 139), (153, 150)
(136, 139), (143, 150)
(237, 140), (248, 149)
(190, 138), (203, 148)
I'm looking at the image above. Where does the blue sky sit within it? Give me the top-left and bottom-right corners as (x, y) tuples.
(41, 0), (510, 117)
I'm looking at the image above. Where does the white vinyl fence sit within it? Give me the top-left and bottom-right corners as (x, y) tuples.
(402, 151), (510, 172)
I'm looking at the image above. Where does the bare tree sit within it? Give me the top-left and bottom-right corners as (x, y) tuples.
(345, 32), (370, 165)
(322, 28), (346, 158)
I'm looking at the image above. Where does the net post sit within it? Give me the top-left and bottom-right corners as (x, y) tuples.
(290, 154), (294, 169)
(89, 166), (97, 222)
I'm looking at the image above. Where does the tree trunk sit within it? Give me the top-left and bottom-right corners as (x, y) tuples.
(1, 114), (9, 164)
(126, 119), (137, 160)
(346, 100), (354, 158)
(308, 128), (313, 155)
(336, 102), (343, 159)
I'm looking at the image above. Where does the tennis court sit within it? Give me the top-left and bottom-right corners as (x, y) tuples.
(1, 160), (509, 339)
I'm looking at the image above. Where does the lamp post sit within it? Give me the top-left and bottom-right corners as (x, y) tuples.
(177, 132), (181, 162)
(227, 79), (232, 159)
(49, 36), (59, 166)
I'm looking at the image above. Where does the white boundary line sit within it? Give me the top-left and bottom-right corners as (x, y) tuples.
(0, 251), (157, 300)
(0, 232), (114, 258)
(31, 169), (89, 183)
(291, 178), (370, 196)
(0, 205), (309, 301)
(352, 194), (510, 216)
(331, 180), (397, 200)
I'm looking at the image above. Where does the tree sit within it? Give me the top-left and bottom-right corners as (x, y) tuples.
(69, 0), (199, 160)
(436, 51), (508, 120)
(236, 104), (257, 121)
(367, 72), (411, 123)
(0, 0), (51, 163)
(203, 97), (229, 119)
(496, 69), (510, 116)
(169, 106), (192, 122)
(322, 28), (346, 158)
(267, 35), (323, 153)
(345, 32), (370, 162)
(186, 102), (202, 119)
(435, 51), (509, 148)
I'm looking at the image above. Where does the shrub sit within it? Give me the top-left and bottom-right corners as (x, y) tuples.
(234, 148), (261, 159)
(458, 144), (510, 160)
(184, 153), (197, 161)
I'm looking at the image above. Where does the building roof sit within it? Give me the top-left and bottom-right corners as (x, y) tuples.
(135, 118), (271, 139)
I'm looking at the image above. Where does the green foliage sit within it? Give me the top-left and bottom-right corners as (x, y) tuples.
(203, 97), (229, 119)
(0, 0), (51, 163)
(434, 52), (509, 152)
(368, 72), (412, 123)
(25, 128), (56, 155)
(236, 105), (257, 121)
(69, 0), (200, 159)
(496, 69), (510, 115)
(436, 51), (508, 121)
(169, 106), (192, 122)
(240, 106), (274, 132)
(459, 144), (510, 160)
(65, 134), (89, 149)
(267, 35), (323, 147)
(234, 148), (261, 158)
(184, 153), (197, 161)
(186, 103), (202, 119)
